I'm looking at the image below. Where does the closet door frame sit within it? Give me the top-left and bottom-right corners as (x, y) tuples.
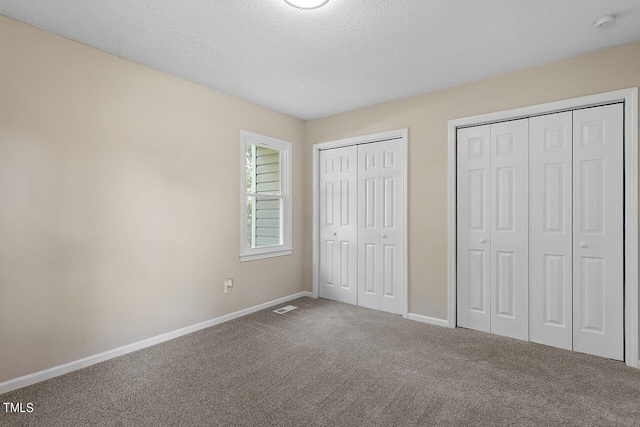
(448, 88), (639, 369)
(312, 128), (409, 318)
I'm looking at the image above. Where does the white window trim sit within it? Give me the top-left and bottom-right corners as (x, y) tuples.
(240, 131), (293, 262)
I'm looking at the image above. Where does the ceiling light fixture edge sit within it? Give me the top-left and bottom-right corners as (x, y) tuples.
(284, 0), (329, 10)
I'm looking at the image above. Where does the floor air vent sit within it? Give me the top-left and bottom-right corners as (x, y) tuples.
(273, 305), (297, 314)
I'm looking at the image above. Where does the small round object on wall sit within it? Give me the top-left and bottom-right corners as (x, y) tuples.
(284, 0), (329, 10)
(595, 14), (616, 29)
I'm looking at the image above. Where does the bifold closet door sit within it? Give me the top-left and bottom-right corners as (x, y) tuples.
(458, 103), (625, 359)
(357, 140), (404, 314)
(529, 111), (573, 350)
(573, 104), (624, 361)
(457, 120), (529, 339)
(457, 125), (491, 333)
(489, 119), (529, 341)
(319, 146), (358, 305)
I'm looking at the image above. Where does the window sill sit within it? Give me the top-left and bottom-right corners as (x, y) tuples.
(239, 249), (293, 262)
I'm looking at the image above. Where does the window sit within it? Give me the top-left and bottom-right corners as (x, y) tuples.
(240, 131), (292, 261)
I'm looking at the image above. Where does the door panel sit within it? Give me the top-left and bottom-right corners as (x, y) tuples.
(496, 251), (515, 317)
(496, 167), (514, 232)
(469, 250), (487, 312)
(383, 245), (396, 297)
(357, 143), (380, 310)
(364, 243), (376, 294)
(457, 125), (491, 333)
(357, 139), (405, 314)
(378, 139), (404, 314)
(490, 119), (528, 340)
(580, 160), (604, 234)
(468, 170), (486, 231)
(319, 146), (358, 305)
(573, 104), (624, 360)
(529, 111), (573, 350)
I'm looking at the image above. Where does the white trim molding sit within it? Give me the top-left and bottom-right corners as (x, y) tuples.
(447, 88), (639, 368)
(312, 129), (409, 318)
(0, 291), (313, 395)
(408, 313), (449, 328)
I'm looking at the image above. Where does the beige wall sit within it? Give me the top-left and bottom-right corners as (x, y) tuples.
(303, 41), (640, 327)
(0, 16), (305, 383)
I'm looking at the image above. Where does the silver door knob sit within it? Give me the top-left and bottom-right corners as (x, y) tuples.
(382, 235), (388, 239)
(480, 239), (486, 244)
(579, 243), (587, 248)
(333, 232), (337, 236)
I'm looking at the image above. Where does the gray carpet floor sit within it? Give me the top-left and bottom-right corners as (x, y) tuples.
(1, 297), (640, 426)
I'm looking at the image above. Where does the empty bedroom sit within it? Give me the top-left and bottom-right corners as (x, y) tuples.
(1, 1), (640, 426)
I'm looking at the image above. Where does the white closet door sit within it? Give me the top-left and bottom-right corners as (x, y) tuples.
(378, 139), (405, 314)
(319, 146), (358, 305)
(358, 143), (381, 310)
(573, 104), (624, 360)
(457, 125), (491, 333)
(529, 111), (573, 350)
(357, 140), (404, 314)
(490, 119), (529, 341)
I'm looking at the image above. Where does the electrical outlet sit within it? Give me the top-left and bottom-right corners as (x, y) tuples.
(224, 278), (234, 293)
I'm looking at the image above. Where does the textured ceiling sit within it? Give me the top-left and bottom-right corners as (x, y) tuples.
(2, 0), (640, 120)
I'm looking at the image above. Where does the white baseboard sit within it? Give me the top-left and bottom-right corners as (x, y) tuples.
(408, 313), (450, 328)
(0, 291), (313, 395)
